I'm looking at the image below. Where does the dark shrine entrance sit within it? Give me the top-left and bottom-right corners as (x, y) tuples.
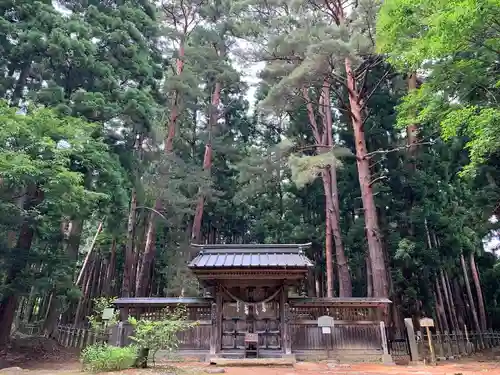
(188, 243), (313, 358)
(221, 286), (282, 351)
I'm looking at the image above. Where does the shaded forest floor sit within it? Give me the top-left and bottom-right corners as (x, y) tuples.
(2, 337), (500, 375)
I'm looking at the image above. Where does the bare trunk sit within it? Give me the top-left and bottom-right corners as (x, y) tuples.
(136, 44), (186, 296)
(191, 81), (222, 244)
(460, 253), (482, 337)
(74, 256), (95, 326)
(344, 58), (388, 297)
(440, 269), (459, 331)
(435, 279), (450, 332)
(470, 252), (487, 330)
(366, 255), (373, 298)
(444, 271), (460, 329)
(76, 221), (103, 285)
(104, 238), (117, 297)
(328, 166), (352, 297)
(324, 189), (334, 297)
(452, 277), (466, 327)
(406, 72), (419, 154)
(43, 292), (59, 338)
(66, 219), (84, 261)
(135, 202), (160, 297)
(322, 83), (352, 297)
(122, 190), (137, 297)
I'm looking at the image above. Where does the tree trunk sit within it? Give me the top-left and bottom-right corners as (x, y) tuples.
(66, 219), (84, 261)
(452, 277), (466, 327)
(0, 220), (36, 345)
(460, 253), (483, 340)
(191, 80), (222, 244)
(322, 82), (352, 297)
(328, 166), (352, 297)
(443, 271), (460, 329)
(0, 186), (42, 346)
(435, 279), (450, 332)
(366, 255), (373, 298)
(74, 256), (95, 326)
(470, 252), (487, 330)
(344, 58), (388, 298)
(406, 72), (419, 154)
(324, 186), (334, 298)
(440, 269), (459, 331)
(43, 292), (59, 338)
(122, 190), (137, 297)
(104, 237), (117, 297)
(136, 43), (185, 296)
(135, 202), (160, 297)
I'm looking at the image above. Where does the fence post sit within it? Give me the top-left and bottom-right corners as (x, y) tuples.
(110, 322), (125, 347)
(457, 330), (465, 356)
(379, 321), (394, 365)
(63, 327), (70, 347)
(442, 331), (451, 358)
(404, 318), (420, 363)
(435, 331), (444, 360)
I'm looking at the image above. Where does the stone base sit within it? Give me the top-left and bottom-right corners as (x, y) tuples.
(382, 353), (395, 365)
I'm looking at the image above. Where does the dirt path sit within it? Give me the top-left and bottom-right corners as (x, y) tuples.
(7, 359), (500, 375)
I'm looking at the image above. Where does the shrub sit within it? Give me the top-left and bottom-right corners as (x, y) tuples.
(128, 305), (197, 366)
(80, 343), (137, 372)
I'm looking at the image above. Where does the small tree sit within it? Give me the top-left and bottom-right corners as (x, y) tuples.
(128, 305), (196, 367)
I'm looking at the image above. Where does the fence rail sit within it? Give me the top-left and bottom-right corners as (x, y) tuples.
(56, 325), (110, 350)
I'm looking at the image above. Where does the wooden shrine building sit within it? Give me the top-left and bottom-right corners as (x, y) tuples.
(114, 243), (392, 362)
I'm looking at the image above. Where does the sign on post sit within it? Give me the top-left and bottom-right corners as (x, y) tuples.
(419, 318), (436, 364)
(419, 318), (434, 327)
(102, 308), (115, 321)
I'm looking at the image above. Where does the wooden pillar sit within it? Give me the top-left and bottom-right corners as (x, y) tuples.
(210, 283), (223, 356)
(280, 285), (291, 355)
(210, 302), (217, 355)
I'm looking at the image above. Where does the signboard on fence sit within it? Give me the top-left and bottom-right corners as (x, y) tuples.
(102, 308), (115, 321)
(318, 315), (335, 334)
(419, 317), (434, 327)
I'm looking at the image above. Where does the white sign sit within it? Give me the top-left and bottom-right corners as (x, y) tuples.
(102, 308), (115, 321)
(318, 315), (334, 335)
(317, 315), (335, 328)
(419, 318), (434, 327)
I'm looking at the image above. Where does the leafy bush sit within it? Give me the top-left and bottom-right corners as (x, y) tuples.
(128, 305), (197, 365)
(80, 343), (137, 372)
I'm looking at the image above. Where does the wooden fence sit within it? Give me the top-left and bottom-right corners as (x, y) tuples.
(56, 325), (110, 350)
(419, 329), (500, 362)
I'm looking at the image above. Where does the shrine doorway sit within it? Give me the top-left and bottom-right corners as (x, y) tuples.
(221, 286), (282, 351)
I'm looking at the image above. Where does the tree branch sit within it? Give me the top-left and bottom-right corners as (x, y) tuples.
(369, 175), (388, 187)
(364, 141), (435, 159)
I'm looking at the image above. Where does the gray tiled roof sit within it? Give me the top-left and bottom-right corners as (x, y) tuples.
(188, 243), (314, 269)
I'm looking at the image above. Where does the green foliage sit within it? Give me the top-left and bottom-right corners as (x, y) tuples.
(80, 343), (137, 373)
(128, 306), (196, 364)
(376, 0), (500, 172)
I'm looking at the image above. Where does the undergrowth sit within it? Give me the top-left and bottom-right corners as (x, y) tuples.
(80, 343), (137, 372)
